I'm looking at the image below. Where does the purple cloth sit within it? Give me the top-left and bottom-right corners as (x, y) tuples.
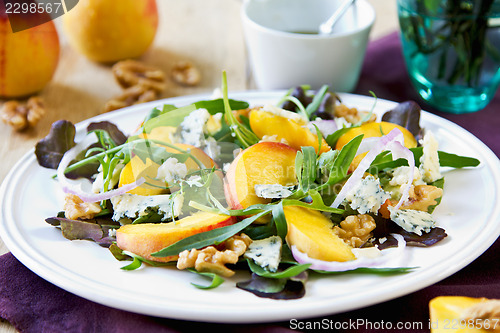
(1, 32), (499, 333)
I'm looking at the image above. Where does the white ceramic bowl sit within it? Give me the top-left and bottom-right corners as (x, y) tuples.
(241, 0), (375, 92)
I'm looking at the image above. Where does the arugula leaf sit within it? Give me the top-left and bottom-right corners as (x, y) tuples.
(305, 85), (329, 118)
(151, 210), (271, 258)
(193, 99), (249, 115)
(188, 269), (225, 289)
(323, 134), (363, 185)
(247, 259), (311, 279)
(313, 266), (417, 275)
(142, 104), (197, 133)
(271, 201), (288, 240)
(221, 71), (259, 148)
(325, 127), (354, 148)
(120, 257), (142, 271)
(370, 147), (480, 170)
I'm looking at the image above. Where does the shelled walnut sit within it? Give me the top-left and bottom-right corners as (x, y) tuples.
(171, 61), (201, 86)
(103, 84), (158, 112)
(63, 193), (102, 220)
(334, 104), (376, 124)
(177, 233), (252, 277)
(1, 96), (45, 131)
(104, 59), (166, 112)
(333, 214), (376, 248)
(112, 59), (166, 92)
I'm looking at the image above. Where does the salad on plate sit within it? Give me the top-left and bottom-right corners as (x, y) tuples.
(34, 74), (480, 299)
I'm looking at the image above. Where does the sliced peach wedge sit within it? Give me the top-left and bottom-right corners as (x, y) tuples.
(249, 106), (331, 154)
(224, 141), (298, 211)
(116, 212), (236, 262)
(284, 206), (355, 262)
(118, 142), (216, 195)
(335, 121), (418, 171)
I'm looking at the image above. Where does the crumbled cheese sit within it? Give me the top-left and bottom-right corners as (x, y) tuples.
(385, 166), (426, 200)
(419, 131), (442, 183)
(244, 235), (282, 272)
(262, 104), (308, 124)
(254, 184), (294, 199)
(203, 136), (221, 160)
(107, 228), (117, 238)
(344, 175), (391, 214)
(388, 206), (436, 236)
(352, 247), (381, 259)
(110, 193), (184, 222)
(389, 166), (425, 187)
(92, 163), (124, 194)
(178, 108), (211, 147)
(223, 163), (231, 173)
(157, 157), (187, 184)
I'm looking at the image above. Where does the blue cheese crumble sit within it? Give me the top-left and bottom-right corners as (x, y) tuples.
(388, 206), (436, 236)
(110, 193), (183, 222)
(254, 184), (294, 199)
(244, 236), (282, 272)
(177, 108), (211, 147)
(156, 157), (187, 184)
(385, 166), (425, 200)
(344, 175), (391, 214)
(419, 131), (442, 183)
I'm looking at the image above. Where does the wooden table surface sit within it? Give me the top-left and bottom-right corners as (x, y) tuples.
(0, 0), (398, 330)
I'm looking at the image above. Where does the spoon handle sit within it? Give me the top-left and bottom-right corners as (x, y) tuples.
(319, 0), (357, 35)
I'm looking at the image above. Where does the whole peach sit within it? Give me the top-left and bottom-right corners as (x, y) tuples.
(0, 10), (60, 98)
(62, 0), (158, 63)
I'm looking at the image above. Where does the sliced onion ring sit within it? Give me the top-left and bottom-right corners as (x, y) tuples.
(331, 128), (415, 210)
(56, 134), (145, 203)
(291, 234), (406, 272)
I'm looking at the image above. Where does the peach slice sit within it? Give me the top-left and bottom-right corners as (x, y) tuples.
(336, 121), (418, 171)
(284, 206), (355, 262)
(249, 108), (331, 154)
(118, 143), (217, 195)
(224, 141), (298, 210)
(335, 121), (417, 151)
(164, 143), (216, 172)
(118, 157), (166, 196)
(139, 126), (177, 144)
(116, 212), (236, 262)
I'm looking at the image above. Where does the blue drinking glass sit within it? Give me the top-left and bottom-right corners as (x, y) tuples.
(397, 0), (500, 113)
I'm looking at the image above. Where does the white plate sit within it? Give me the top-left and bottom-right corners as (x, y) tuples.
(1, 92), (499, 324)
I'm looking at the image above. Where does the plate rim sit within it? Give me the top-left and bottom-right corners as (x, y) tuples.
(1, 91), (499, 323)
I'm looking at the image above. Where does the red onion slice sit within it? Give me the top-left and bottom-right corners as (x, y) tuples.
(291, 234), (406, 272)
(56, 134), (145, 203)
(331, 128), (414, 210)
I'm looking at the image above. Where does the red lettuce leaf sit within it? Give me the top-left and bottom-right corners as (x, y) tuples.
(35, 120), (76, 169)
(382, 101), (423, 142)
(46, 216), (119, 247)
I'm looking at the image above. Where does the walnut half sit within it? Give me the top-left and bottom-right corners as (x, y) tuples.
(333, 214), (376, 248)
(112, 59), (166, 92)
(103, 84), (158, 113)
(171, 61), (201, 86)
(460, 299), (500, 331)
(64, 193), (102, 220)
(1, 96), (45, 131)
(176, 233), (252, 277)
